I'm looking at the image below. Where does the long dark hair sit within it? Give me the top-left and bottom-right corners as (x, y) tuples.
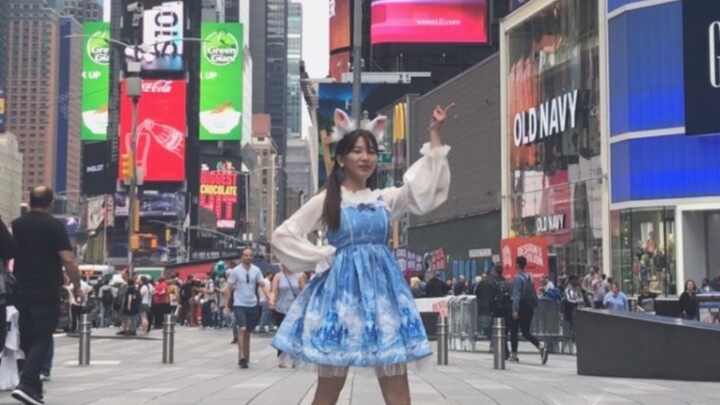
(321, 130), (378, 230)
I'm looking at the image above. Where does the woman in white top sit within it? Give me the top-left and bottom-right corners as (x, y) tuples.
(270, 105), (453, 404)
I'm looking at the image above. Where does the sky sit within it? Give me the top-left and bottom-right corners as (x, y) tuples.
(298, 0), (329, 79)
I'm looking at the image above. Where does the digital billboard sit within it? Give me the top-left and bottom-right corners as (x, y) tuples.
(329, 51), (351, 82)
(82, 22), (110, 141)
(199, 23), (244, 141)
(114, 192), (185, 217)
(121, 0), (185, 72)
(370, 0), (488, 45)
(199, 157), (243, 231)
(0, 84), (6, 133)
(119, 79), (186, 182)
(330, 0), (351, 51)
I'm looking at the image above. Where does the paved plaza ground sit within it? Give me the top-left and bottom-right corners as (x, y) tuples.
(0, 326), (717, 404)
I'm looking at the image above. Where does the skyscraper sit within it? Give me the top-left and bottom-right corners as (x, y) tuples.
(287, 2), (302, 140)
(56, 17), (83, 198)
(4, 0), (75, 200)
(64, 0), (104, 23)
(250, 0), (289, 223)
(0, 0), (9, 87)
(201, 0), (225, 22)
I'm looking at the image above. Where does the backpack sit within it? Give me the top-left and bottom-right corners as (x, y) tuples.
(491, 279), (512, 317)
(101, 288), (114, 307)
(520, 273), (539, 309)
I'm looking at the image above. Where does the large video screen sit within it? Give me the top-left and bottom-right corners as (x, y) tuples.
(371, 0), (488, 44)
(118, 79), (186, 182)
(121, 0), (185, 72)
(198, 156), (244, 232)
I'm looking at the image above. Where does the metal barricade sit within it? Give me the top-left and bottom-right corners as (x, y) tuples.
(448, 296), (478, 352)
(448, 297), (463, 350)
(530, 299), (574, 354)
(459, 296), (477, 352)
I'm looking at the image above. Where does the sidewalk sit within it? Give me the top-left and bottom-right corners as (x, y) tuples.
(0, 326), (717, 404)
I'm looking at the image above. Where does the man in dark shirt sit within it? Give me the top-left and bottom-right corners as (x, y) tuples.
(424, 271), (447, 298)
(474, 271), (497, 343)
(11, 186), (82, 405)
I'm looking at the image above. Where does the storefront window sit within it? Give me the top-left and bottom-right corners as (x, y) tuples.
(505, 0), (601, 277)
(611, 208), (676, 296)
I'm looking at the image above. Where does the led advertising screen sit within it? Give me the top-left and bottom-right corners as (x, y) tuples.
(329, 51), (351, 82)
(0, 84), (5, 133)
(199, 23), (244, 141)
(121, 0), (184, 72)
(199, 157), (243, 231)
(114, 192), (185, 217)
(330, 0), (351, 51)
(82, 22), (110, 141)
(119, 79), (186, 182)
(370, 0), (488, 44)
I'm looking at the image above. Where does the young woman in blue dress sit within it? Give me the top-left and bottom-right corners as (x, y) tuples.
(271, 103), (454, 405)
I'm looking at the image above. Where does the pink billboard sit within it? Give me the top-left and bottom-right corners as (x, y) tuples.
(371, 0), (488, 44)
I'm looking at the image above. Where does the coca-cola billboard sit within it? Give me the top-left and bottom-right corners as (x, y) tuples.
(119, 79), (186, 182)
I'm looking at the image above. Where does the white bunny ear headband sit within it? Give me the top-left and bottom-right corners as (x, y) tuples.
(330, 109), (387, 151)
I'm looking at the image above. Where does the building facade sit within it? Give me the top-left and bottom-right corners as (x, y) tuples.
(201, 0), (225, 22)
(249, 114), (278, 245)
(56, 17), (82, 199)
(64, 0), (103, 23)
(286, 1), (302, 140)
(0, 132), (24, 222)
(250, 0), (289, 223)
(407, 55), (503, 280)
(285, 137), (311, 215)
(5, 0), (64, 199)
(606, 0), (720, 297)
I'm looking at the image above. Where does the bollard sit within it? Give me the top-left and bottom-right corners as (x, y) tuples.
(436, 315), (449, 366)
(492, 317), (505, 370)
(162, 313), (175, 364)
(78, 313), (91, 366)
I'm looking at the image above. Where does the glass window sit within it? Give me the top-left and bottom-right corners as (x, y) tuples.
(611, 208), (676, 296)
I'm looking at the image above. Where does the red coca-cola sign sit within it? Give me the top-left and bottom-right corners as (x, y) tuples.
(141, 80), (174, 93)
(119, 79), (186, 182)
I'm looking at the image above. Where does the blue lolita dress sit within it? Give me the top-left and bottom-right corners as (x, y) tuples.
(271, 143), (450, 377)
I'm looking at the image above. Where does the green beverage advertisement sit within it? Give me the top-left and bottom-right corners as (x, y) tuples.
(200, 23), (244, 141)
(82, 22), (110, 141)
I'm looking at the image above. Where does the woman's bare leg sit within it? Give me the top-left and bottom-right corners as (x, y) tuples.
(377, 374), (411, 405)
(312, 375), (348, 405)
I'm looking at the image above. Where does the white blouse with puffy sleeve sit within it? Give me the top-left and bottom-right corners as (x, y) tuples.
(272, 142), (450, 273)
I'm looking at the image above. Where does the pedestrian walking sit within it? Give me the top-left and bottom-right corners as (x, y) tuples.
(257, 271), (274, 333)
(0, 216), (18, 351)
(119, 278), (141, 336)
(270, 105), (453, 404)
(223, 247), (271, 369)
(509, 256), (548, 365)
(11, 186), (83, 405)
(269, 265), (306, 367)
(99, 280), (115, 328)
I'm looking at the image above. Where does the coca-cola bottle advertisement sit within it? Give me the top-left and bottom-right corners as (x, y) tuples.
(119, 79), (186, 182)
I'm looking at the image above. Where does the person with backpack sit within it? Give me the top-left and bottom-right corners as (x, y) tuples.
(120, 278), (141, 336)
(509, 256), (548, 365)
(99, 280), (115, 328)
(489, 264), (512, 358)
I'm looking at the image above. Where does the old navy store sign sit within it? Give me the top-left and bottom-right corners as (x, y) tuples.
(513, 90), (578, 147)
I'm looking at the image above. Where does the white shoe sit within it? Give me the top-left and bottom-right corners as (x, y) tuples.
(39, 374), (51, 382)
